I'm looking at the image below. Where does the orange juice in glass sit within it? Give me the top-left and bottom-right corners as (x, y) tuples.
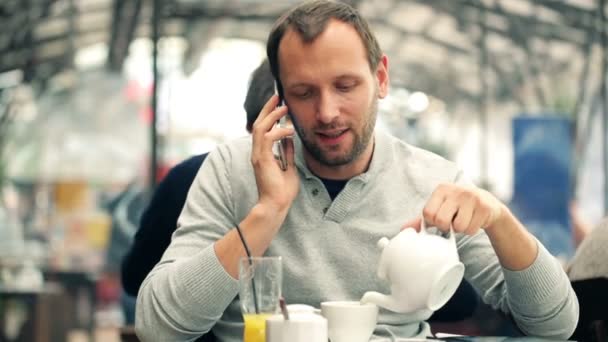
(238, 257), (283, 342)
(243, 313), (271, 342)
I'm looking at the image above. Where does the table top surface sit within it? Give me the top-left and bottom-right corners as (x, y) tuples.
(371, 336), (571, 342)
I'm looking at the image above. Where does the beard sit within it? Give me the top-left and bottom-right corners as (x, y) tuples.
(294, 94), (378, 167)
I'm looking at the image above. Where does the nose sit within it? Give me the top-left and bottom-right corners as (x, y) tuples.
(315, 91), (339, 124)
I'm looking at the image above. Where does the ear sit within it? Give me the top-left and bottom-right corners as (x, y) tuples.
(375, 54), (389, 99)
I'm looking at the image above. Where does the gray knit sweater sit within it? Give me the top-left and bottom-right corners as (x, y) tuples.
(135, 130), (578, 341)
(568, 218), (608, 281)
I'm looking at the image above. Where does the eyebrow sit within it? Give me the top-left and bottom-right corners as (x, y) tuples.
(286, 74), (363, 89)
(335, 74), (361, 81)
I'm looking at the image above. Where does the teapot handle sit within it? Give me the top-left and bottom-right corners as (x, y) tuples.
(420, 216), (456, 244)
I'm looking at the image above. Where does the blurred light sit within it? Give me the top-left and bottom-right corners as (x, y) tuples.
(170, 38), (265, 140)
(407, 91), (429, 113)
(0, 70), (23, 88)
(123, 38), (153, 87)
(74, 43), (108, 70)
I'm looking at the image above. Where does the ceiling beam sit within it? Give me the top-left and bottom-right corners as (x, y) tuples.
(107, 0), (142, 71)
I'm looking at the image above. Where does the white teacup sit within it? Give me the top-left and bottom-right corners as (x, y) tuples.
(265, 312), (327, 342)
(321, 301), (378, 342)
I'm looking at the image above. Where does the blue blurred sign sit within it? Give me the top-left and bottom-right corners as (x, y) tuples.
(510, 116), (574, 259)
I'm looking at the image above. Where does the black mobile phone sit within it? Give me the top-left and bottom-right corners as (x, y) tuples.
(274, 83), (288, 171)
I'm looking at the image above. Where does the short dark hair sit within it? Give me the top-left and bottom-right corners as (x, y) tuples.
(243, 59), (275, 133)
(266, 0), (382, 97)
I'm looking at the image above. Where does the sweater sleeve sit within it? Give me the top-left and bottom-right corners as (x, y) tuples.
(454, 172), (579, 340)
(459, 233), (579, 339)
(135, 147), (240, 341)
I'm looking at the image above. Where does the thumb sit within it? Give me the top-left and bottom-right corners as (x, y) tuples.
(401, 216), (422, 232)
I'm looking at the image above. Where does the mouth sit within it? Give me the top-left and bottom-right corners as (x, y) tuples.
(316, 129), (349, 145)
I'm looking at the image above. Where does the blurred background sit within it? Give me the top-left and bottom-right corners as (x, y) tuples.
(0, 0), (606, 341)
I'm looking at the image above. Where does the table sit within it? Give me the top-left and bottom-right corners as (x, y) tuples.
(431, 335), (573, 341)
(43, 269), (98, 337)
(0, 283), (68, 342)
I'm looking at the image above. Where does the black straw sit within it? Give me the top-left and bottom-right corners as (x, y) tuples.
(235, 224), (259, 314)
(279, 297), (290, 320)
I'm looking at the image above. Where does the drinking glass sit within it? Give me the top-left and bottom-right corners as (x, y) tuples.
(238, 256), (282, 342)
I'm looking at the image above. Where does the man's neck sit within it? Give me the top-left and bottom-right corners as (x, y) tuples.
(303, 139), (375, 180)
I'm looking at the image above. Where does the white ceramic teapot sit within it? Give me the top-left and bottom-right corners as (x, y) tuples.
(360, 218), (465, 314)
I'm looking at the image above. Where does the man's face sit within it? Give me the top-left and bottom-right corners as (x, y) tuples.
(278, 19), (389, 171)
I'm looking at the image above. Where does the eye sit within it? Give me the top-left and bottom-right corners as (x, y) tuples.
(336, 82), (356, 92)
(293, 90), (312, 99)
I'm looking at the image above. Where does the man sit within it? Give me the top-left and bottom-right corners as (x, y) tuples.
(123, 57), (478, 325)
(136, 1), (578, 341)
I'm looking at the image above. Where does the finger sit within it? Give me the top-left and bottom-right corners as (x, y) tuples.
(401, 217), (421, 232)
(467, 206), (490, 236)
(251, 94), (283, 147)
(422, 186), (448, 226)
(256, 94), (281, 123)
(464, 224), (481, 236)
(452, 196), (474, 233)
(259, 126), (296, 170)
(434, 197), (459, 233)
(255, 105), (289, 136)
(252, 106), (289, 158)
(266, 126), (295, 143)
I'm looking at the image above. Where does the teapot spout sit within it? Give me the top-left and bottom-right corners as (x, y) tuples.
(360, 291), (400, 312)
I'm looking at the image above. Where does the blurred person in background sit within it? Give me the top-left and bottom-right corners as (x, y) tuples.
(117, 60), (274, 332)
(569, 201), (592, 248)
(104, 179), (147, 325)
(120, 60), (275, 299)
(567, 215), (608, 341)
(135, 1), (577, 341)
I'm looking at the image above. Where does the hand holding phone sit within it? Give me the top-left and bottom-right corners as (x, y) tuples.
(275, 115), (289, 171)
(273, 83), (291, 171)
